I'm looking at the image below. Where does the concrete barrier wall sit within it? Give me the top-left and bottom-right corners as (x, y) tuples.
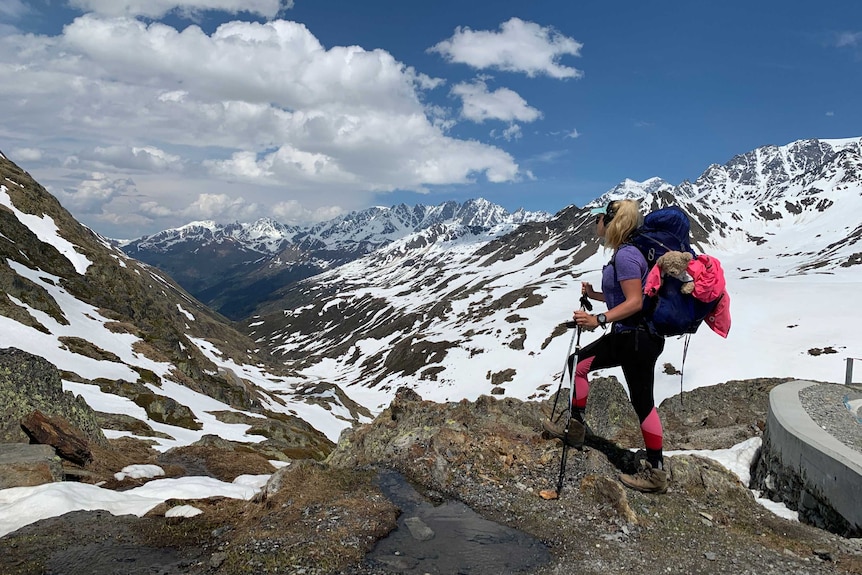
(758, 380), (862, 534)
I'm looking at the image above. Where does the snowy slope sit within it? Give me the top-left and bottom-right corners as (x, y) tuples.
(245, 137), (862, 412)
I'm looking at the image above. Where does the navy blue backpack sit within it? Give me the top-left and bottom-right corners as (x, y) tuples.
(615, 206), (719, 337)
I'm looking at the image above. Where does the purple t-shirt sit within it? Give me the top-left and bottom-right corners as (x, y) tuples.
(601, 245), (647, 320)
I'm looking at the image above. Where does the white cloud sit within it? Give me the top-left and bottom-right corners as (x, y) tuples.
(68, 0), (290, 19)
(566, 129), (580, 139)
(9, 147), (42, 162)
(139, 201), (175, 218)
(0, 0), (28, 36)
(451, 79), (541, 123)
(180, 192), (260, 220)
(826, 111), (835, 117)
(429, 17), (583, 79)
(204, 147), (352, 186)
(58, 173), (136, 213)
(86, 146), (185, 172)
(0, 14), (519, 238)
(491, 124), (523, 141)
(501, 125), (522, 141)
(272, 199), (345, 225)
(0, 0), (28, 18)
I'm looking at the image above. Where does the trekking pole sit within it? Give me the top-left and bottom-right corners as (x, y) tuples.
(548, 323), (579, 424)
(541, 295), (591, 500)
(548, 294), (593, 423)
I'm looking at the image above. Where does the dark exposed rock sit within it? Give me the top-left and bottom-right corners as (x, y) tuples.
(21, 410), (92, 465)
(0, 348), (106, 446)
(92, 378), (202, 430)
(94, 411), (175, 440)
(2, 379), (862, 575)
(660, 377), (788, 450)
(0, 443), (63, 488)
(207, 411), (335, 461)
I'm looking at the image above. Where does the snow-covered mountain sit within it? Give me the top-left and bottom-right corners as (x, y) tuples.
(126, 218), (302, 254)
(3, 140), (859, 575)
(0, 151), (366, 453)
(242, 136), (862, 411)
(1, 136), (860, 450)
(122, 199), (551, 319)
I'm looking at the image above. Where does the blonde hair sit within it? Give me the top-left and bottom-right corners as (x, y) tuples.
(604, 199), (641, 250)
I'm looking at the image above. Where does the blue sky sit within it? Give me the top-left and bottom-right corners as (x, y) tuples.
(0, 0), (859, 238)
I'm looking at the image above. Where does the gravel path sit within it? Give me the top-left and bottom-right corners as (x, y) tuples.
(799, 383), (862, 454)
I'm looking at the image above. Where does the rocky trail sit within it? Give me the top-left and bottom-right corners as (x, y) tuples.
(2, 377), (862, 575)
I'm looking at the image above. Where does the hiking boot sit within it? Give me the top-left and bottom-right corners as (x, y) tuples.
(541, 418), (585, 448)
(619, 460), (668, 494)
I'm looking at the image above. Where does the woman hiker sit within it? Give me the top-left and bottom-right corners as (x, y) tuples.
(543, 199), (668, 494)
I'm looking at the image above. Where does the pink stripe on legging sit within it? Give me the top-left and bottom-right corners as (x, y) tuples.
(640, 407), (663, 450)
(573, 356), (594, 409)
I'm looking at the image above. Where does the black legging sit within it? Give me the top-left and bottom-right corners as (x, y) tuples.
(568, 329), (665, 423)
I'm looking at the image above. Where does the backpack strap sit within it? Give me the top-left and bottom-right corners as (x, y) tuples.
(679, 333), (692, 406)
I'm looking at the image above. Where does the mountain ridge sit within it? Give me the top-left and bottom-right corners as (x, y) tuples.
(2, 135), (861, 447)
(238, 136), (862, 411)
(0, 152), (355, 458)
(122, 198), (552, 319)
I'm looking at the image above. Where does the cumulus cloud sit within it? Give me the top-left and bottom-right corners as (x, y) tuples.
(57, 173), (136, 213)
(204, 147), (352, 186)
(180, 192), (260, 220)
(0, 12), (520, 237)
(85, 146), (185, 172)
(451, 79), (541, 123)
(139, 201), (175, 218)
(429, 17), (583, 79)
(68, 0), (291, 19)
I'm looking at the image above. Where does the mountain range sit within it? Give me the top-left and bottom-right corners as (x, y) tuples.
(0, 151), (361, 454)
(121, 199), (550, 320)
(238, 136), (862, 412)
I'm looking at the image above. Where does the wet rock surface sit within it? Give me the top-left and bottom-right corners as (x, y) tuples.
(2, 377), (862, 575)
(358, 469), (551, 574)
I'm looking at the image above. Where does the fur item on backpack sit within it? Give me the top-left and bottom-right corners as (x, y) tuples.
(655, 251), (694, 295)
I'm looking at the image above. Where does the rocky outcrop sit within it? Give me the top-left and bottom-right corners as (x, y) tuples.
(0, 348), (106, 446)
(0, 444), (63, 488)
(326, 382), (751, 503)
(3, 379), (862, 575)
(21, 410), (92, 465)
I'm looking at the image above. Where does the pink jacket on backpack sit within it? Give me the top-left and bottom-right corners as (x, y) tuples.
(644, 254), (731, 338)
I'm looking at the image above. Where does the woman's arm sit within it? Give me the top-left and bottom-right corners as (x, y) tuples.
(581, 281), (605, 302)
(574, 278), (643, 330)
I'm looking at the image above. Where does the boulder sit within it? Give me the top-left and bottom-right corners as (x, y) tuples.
(21, 410), (92, 465)
(0, 348), (106, 446)
(0, 443), (63, 488)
